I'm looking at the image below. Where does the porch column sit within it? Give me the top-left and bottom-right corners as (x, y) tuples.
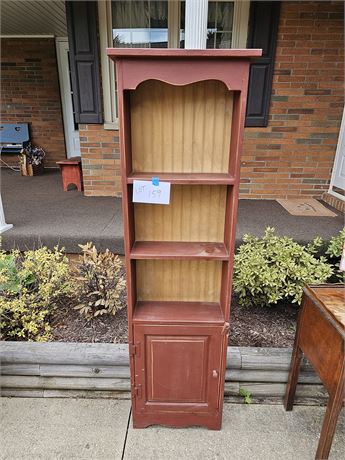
(0, 195), (13, 234)
(184, 0), (208, 49)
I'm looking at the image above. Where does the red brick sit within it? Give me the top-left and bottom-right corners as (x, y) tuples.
(1, 38), (65, 166)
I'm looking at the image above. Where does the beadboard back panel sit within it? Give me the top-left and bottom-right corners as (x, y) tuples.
(130, 80), (233, 174)
(134, 185), (227, 242)
(136, 259), (222, 302)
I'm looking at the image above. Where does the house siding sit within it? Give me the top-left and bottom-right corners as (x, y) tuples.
(1, 38), (65, 167)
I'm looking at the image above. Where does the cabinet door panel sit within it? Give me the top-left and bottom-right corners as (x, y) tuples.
(146, 335), (208, 403)
(133, 324), (224, 414)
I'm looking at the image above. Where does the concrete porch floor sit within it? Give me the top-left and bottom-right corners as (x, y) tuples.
(1, 398), (344, 459)
(1, 168), (344, 253)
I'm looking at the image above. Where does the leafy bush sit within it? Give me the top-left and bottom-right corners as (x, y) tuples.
(233, 228), (333, 308)
(0, 247), (71, 341)
(74, 243), (126, 319)
(325, 227), (345, 282)
(326, 227), (345, 258)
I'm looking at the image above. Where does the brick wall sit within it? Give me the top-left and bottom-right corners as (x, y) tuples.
(1, 38), (66, 167)
(240, 0), (344, 199)
(79, 1), (344, 199)
(79, 125), (121, 196)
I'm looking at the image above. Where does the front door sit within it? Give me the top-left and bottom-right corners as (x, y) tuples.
(329, 107), (345, 200)
(56, 38), (81, 159)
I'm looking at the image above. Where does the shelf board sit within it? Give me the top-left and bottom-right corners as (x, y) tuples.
(133, 301), (224, 324)
(130, 241), (229, 260)
(127, 172), (235, 185)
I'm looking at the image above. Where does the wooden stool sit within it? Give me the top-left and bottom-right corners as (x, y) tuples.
(56, 157), (83, 192)
(284, 284), (344, 459)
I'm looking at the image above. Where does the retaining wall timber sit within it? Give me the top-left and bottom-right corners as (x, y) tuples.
(0, 343), (327, 404)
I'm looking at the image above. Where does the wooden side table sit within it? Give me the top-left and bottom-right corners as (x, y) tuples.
(284, 284), (344, 459)
(56, 157), (83, 192)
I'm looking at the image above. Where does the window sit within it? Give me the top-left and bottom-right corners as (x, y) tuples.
(99, 0), (249, 128)
(179, 1), (236, 50)
(207, 1), (234, 49)
(112, 1), (168, 48)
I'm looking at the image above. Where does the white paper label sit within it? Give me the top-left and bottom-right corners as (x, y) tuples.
(132, 180), (171, 205)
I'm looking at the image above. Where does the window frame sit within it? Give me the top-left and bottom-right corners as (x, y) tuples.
(98, 0), (249, 130)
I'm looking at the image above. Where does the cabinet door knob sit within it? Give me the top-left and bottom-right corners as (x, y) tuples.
(212, 370), (219, 378)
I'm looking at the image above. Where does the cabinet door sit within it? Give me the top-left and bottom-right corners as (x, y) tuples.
(133, 324), (225, 414)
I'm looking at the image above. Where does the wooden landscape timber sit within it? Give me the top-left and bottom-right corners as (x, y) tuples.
(1, 343), (327, 404)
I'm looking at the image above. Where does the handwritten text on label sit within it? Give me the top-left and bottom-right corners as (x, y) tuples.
(133, 180), (171, 205)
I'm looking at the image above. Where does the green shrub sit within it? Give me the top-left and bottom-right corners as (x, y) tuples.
(0, 247), (71, 341)
(325, 227), (345, 282)
(233, 228), (333, 308)
(73, 243), (126, 319)
(326, 227), (345, 258)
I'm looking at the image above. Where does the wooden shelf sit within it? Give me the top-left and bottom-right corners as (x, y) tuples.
(127, 172), (235, 185)
(133, 301), (224, 324)
(130, 241), (229, 260)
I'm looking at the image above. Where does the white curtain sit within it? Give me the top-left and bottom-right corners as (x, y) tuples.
(112, 1), (168, 29)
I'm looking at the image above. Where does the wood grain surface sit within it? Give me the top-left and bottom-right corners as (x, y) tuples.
(131, 80), (233, 173)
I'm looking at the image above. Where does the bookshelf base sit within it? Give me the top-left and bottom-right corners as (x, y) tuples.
(132, 411), (223, 430)
(130, 323), (228, 430)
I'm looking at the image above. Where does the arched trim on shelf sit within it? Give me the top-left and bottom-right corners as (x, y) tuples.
(131, 78), (231, 93)
(116, 58), (249, 92)
(108, 50), (262, 94)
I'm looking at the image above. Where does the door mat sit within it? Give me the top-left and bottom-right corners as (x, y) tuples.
(277, 199), (337, 217)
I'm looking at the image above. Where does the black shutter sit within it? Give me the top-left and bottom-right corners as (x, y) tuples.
(245, 2), (280, 127)
(66, 1), (103, 124)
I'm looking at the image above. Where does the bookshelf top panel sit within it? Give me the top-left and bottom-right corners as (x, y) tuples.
(107, 48), (262, 60)
(108, 49), (262, 91)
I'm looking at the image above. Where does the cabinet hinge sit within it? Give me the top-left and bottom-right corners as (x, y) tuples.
(129, 343), (141, 357)
(222, 322), (230, 335)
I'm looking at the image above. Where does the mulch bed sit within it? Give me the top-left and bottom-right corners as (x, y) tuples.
(50, 303), (128, 344)
(229, 299), (298, 348)
(50, 296), (298, 348)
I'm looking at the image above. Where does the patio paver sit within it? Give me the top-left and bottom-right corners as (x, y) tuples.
(1, 168), (343, 253)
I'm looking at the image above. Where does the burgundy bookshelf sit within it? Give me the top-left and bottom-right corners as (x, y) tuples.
(108, 48), (261, 430)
